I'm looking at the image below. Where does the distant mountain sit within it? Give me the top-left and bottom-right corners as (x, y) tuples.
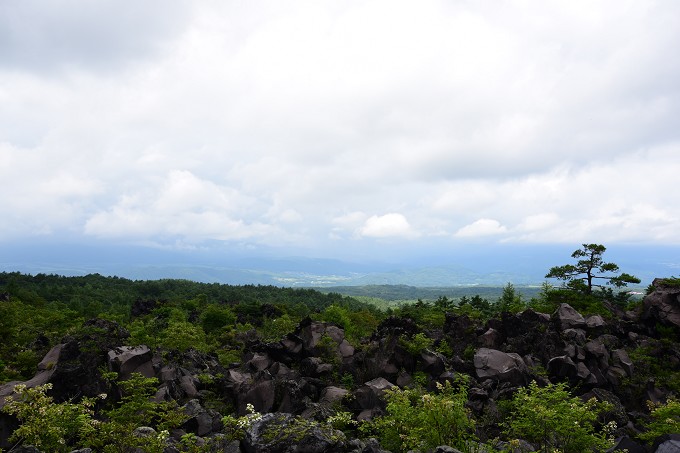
(1, 241), (677, 287)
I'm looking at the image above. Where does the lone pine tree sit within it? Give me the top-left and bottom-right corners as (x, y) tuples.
(545, 243), (640, 295)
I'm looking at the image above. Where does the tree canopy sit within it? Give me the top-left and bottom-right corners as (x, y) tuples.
(545, 243), (640, 294)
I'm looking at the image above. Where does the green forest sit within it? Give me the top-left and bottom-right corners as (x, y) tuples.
(0, 245), (679, 452)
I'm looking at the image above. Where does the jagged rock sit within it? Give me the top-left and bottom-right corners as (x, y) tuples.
(576, 362), (597, 384)
(325, 325), (345, 343)
(611, 349), (634, 376)
(281, 334), (304, 355)
(179, 375), (199, 398)
(492, 439), (535, 452)
(275, 379), (307, 414)
(420, 349), (446, 376)
(182, 399), (221, 437)
(240, 379), (276, 414)
(133, 426), (157, 438)
(300, 357), (333, 377)
(585, 339), (611, 370)
(586, 314), (607, 332)
(562, 328), (587, 345)
(298, 319), (327, 352)
(433, 447), (464, 453)
(158, 365), (181, 383)
(474, 348), (529, 386)
(583, 388), (630, 429)
(365, 377), (395, 393)
(107, 345), (154, 380)
(50, 319), (129, 401)
(478, 328), (502, 348)
(338, 340), (355, 358)
(352, 377), (395, 412)
(643, 278), (680, 329)
(606, 436), (646, 453)
(225, 369), (251, 385)
(396, 370), (412, 387)
(320, 386), (349, 405)
(553, 304), (587, 330)
(242, 412), (345, 453)
(547, 355), (578, 380)
(247, 353), (272, 372)
(606, 366), (628, 386)
(347, 437), (390, 453)
(653, 434), (680, 453)
(0, 343), (63, 408)
(10, 447), (42, 453)
(270, 361), (295, 379)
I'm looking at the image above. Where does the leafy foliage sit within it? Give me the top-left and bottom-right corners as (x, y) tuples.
(81, 373), (187, 452)
(2, 383), (99, 452)
(639, 398), (680, 443)
(362, 378), (475, 452)
(504, 381), (614, 453)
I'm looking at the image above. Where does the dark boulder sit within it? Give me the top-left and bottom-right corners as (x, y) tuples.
(553, 304), (587, 330)
(606, 436), (647, 453)
(473, 348), (529, 386)
(642, 278), (680, 330)
(547, 355), (578, 381)
(242, 412), (345, 453)
(107, 345), (154, 380)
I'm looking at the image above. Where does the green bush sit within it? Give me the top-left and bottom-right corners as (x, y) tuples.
(362, 378), (475, 452)
(399, 332), (434, 355)
(504, 381), (614, 453)
(84, 372), (189, 452)
(2, 383), (99, 452)
(638, 398), (680, 443)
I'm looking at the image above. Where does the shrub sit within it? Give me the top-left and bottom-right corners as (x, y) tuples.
(399, 332), (434, 355)
(362, 377), (475, 452)
(504, 381), (614, 453)
(83, 372), (189, 453)
(2, 383), (100, 452)
(638, 398), (680, 443)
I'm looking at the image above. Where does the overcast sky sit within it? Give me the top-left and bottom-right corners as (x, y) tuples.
(1, 1), (679, 264)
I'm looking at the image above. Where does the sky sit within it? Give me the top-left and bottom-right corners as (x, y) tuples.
(1, 1), (680, 278)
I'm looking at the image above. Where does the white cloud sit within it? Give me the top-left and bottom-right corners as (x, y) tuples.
(455, 219), (507, 238)
(1, 1), (680, 255)
(359, 213), (418, 239)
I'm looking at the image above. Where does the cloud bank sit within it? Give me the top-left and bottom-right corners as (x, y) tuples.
(1, 1), (679, 260)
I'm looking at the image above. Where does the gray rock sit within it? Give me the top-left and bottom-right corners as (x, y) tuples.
(474, 348), (529, 385)
(562, 328), (587, 345)
(320, 386), (349, 405)
(643, 278), (680, 328)
(241, 379), (276, 414)
(107, 345), (153, 379)
(585, 339), (611, 369)
(611, 349), (634, 376)
(586, 314), (607, 330)
(478, 328), (502, 349)
(547, 355), (578, 380)
(655, 438), (680, 453)
(0, 344), (64, 408)
(606, 436), (646, 453)
(247, 353), (272, 372)
(242, 412), (345, 453)
(132, 426), (157, 438)
(553, 304), (587, 330)
(182, 399), (221, 437)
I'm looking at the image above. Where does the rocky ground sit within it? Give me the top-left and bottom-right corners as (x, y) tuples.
(2, 279), (680, 452)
